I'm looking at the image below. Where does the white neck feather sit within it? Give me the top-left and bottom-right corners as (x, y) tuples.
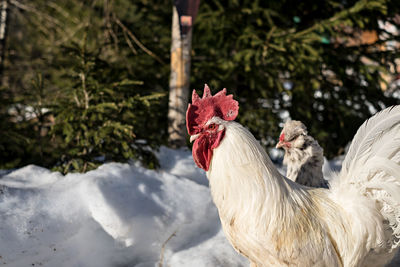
(207, 121), (310, 229)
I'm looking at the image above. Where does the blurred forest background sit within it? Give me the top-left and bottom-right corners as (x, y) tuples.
(0, 0), (399, 173)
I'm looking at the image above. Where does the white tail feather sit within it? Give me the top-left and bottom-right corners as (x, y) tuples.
(336, 106), (400, 250)
(341, 106), (400, 179)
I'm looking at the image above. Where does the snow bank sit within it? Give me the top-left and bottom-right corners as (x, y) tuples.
(0, 147), (247, 267)
(6, 146), (397, 267)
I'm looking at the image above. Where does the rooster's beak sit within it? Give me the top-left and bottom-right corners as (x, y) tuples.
(190, 134), (200, 143)
(276, 141), (284, 149)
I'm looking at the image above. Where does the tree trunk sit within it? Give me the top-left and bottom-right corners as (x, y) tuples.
(168, 6), (192, 148)
(0, 0), (8, 81)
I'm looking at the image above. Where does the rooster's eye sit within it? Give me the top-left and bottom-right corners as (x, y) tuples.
(208, 123), (217, 130)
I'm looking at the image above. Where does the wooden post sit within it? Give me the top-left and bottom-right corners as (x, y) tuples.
(168, 6), (192, 148)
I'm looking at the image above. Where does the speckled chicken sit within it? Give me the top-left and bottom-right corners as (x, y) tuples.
(276, 120), (327, 188)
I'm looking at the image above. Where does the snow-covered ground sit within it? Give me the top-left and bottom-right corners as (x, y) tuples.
(0, 147), (248, 267)
(1, 147), (398, 267)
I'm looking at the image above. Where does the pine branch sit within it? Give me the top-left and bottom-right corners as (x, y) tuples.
(273, 0), (382, 41)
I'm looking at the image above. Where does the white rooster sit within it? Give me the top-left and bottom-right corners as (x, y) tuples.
(276, 120), (328, 188)
(186, 85), (400, 267)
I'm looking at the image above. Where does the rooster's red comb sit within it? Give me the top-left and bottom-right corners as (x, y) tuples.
(186, 84), (239, 135)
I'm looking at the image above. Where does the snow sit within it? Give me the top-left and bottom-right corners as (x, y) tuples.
(1, 146), (398, 266)
(0, 147), (247, 267)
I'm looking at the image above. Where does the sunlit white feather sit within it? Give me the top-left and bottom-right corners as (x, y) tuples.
(205, 105), (400, 266)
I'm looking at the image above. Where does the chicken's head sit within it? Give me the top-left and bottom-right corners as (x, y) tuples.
(276, 120), (308, 150)
(186, 84), (239, 171)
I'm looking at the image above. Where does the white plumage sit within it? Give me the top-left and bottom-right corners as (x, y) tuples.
(187, 87), (400, 266)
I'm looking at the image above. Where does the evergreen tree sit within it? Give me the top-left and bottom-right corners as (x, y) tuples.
(192, 0), (400, 157)
(51, 40), (164, 173)
(1, 0), (399, 171)
(2, 0), (170, 171)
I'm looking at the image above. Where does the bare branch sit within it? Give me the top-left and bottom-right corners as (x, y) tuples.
(55, 22), (88, 46)
(113, 16), (166, 65)
(122, 29), (137, 55)
(158, 230), (177, 267)
(46, 2), (80, 24)
(103, 0), (119, 50)
(10, 0), (64, 29)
